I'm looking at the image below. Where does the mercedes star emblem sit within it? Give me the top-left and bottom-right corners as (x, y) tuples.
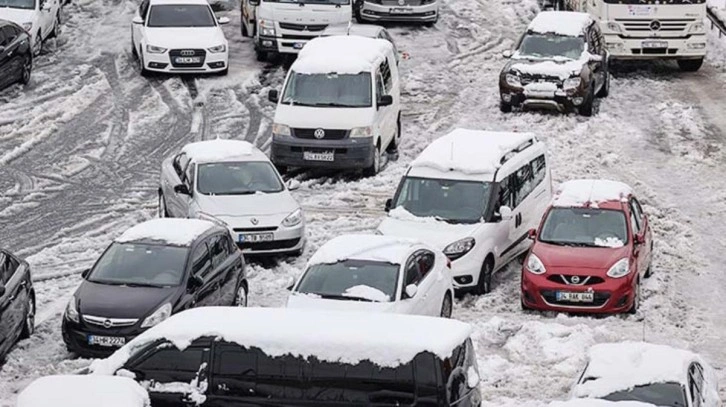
(649, 20), (661, 31)
(314, 128), (325, 139)
(251, 218), (259, 225)
(571, 276), (580, 284)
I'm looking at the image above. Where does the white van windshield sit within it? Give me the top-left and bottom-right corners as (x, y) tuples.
(393, 177), (491, 224)
(282, 72), (372, 108)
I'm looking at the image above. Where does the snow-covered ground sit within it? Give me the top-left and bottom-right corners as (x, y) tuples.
(1, 0), (726, 405)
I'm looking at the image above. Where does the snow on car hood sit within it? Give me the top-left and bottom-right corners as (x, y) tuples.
(377, 212), (480, 250)
(274, 104), (375, 130)
(533, 243), (630, 270)
(508, 54), (588, 81)
(144, 27), (226, 50)
(195, 190), (299, 218)
(257, 3), (350, 25)
(286, 292), (399, 313)
(0, 8), (35, 26)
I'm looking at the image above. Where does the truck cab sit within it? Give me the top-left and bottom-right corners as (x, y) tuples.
(240, 0), (352, 62)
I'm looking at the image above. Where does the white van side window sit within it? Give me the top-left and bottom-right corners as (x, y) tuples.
(498, 175), (513, 209)
(375, 70), (385, 99)
(380, 59), (392, 93)
(532, 155), (546, 187)
(514, 163), (534, 207)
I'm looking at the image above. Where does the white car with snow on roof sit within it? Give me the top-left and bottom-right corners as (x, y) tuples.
(18, 375), (150, 407)
(571, 341), (720, 407)
(499, 11), (609, 116)
(287, 234), (454, 317)
(377, 129), (552, 295)
(268, 35), (401, 177)
(89, 307), (482, 406)
(159, 139), (305, 256)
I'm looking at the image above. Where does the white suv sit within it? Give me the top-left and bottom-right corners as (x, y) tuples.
(377, 129), (552, 294)
(0, 0), (62, 55)
(158, 139), (306, 256)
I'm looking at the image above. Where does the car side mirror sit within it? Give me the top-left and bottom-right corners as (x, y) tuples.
(286, 179), (300, 191)
(589, 54), (603, 63)
(249, 0), (260, 5)
(132, 15), (144, 25)
(286, 280), (295, 291)
(384, 198), (392, 212)
(174, 184), (191, 195)
(498, 206), (513, 221)
(634, 234), (645, 245)
(377, 95), (393, 108)
(188, 275), (203, 291)
(218, 16), (230, 25)
(501, 49), (513, 59)
(0, 46), (5, 54)
(528, 228), (537, 240)
(81, 268), (91, 279)
(268, 89), (279, 103)
(404, 284), (418, 299)
(0, 285), (5, 297)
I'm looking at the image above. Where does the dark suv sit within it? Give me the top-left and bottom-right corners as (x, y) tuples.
(0, 19), (32, 91)
(61, 218), (248, 358)
(499, 11), (609, 116)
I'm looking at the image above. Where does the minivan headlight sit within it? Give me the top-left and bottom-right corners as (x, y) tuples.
(526, 253), (546, 275)
(563, 77), (581, 90)
(141, 303), (172, 328)
(350, 126), (373, 138)
(65, 297), (79, 323)
(272, 123), (291, 137)
(443, 238), (475, 260)
(208, 44), (226, 53)
(282, 208), (303, 227)
(606, 258), (631, 278)
(146, 45), (167, 54)
(505, 73), (521, 87)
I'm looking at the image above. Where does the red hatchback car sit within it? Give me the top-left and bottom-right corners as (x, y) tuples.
(521, 179), (653, 314)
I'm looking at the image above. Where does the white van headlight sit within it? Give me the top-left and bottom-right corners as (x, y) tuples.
(606, 258), (631, 278)
(208, 44), (226, 53)
(443, 238), (475, 260)
(282, 208), (303, 227)
(146, 45), (167, 54)
(350, 126), (373, 138)
(141, 303), (172, 328)
(526, 254), (546, 275)
(272, 123), (291, 137)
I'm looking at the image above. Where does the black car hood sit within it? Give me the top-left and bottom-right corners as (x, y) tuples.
(76, 281), (180, 319)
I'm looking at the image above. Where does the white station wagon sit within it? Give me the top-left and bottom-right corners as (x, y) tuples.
(287, 234), (454, 318)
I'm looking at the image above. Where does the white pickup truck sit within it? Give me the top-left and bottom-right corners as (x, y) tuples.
(240, 0), (351, 62)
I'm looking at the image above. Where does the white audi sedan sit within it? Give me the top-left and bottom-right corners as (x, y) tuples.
(287, 235), (454, 318)
(158, 139), (306, 256)
(131, 0), (229, 76)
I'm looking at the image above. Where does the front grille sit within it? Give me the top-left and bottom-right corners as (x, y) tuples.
(633, 48), (677, 55)
(540, 290), (610, 307)
(378, 0), (425, 5)
(281, 33), (318, 40)
(279, 22), (327, 32)
(233, 227), (278, 232)
(546, 275), (605, 286)
(83, 315), (138, 328)
(519, 76), (562, 87)
(615, 18), (693, 35)
(238, 238), (301, 251)
(293, 128), (349, 140)
(169, 49), (206, 68)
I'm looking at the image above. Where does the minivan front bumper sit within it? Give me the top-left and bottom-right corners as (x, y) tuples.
(271, 135), (375, 170)
(359, 1), (438, 22)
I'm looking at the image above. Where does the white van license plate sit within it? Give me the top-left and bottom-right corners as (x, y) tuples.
(175, 57), (201, 64)
(239, 233), (274, 243)
(303, 151), (334, 162)
(390, 7), (414, 14)
(556, 292), (594, 303)
(88, 335), (126, 347)
(642, 41), (668, 49)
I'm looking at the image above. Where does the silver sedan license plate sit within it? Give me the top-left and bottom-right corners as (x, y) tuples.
(88, 335), (126, 347)
(556, 291), (594, 303)
(390, 7), (414, 14)
(239, 233), (274, 243)
(303, 151), (334, 162)
(175, 56), (201, 64)
(642, 41), (667, 49)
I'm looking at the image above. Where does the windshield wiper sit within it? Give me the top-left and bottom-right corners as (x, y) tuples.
(312, 293), (375, 302)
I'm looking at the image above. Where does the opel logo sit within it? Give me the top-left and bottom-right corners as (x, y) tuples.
(181, 50), (195, 56)
(103, 319), (112, 328)
(649, 20), (661, 31)
(251, 218), (259, 225)
(314, 128), (325, 139)
(571, 276), (580, 284)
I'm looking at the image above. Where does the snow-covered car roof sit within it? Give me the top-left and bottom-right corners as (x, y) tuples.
(149, 0), (212, 5)
(115, 218), (216, 246)
(17, 375), (150, 407)
(409, 128), (537, 177)
(528, 11), (592, 37)
(552, 179), (632, 208)
(90, 307), (473, 374)
(550, 400), (655, 407)
(181, 139), (268, 164)
(322, 23), (385, 38)
(574, 341), (703, 399)
(294, 36), (393, 75)
(307, 234), (425, 267)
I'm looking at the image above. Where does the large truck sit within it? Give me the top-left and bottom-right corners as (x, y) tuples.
(240, 0), (352, 62)
(564, 0), (707, 71)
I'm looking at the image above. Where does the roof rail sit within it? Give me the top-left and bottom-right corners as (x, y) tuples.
(500, 136), (536, 165)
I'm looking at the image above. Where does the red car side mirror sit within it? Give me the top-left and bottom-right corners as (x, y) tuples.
(634, 234), (645, 245)
(527, 228), (537, 240)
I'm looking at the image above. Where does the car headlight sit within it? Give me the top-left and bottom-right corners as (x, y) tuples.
(259, 19), (276, 37)
(689, 22), (704, 33)
(563, 77), (581, 90)
(272, 123), (291, 136)
(146, 45), (167, 54)
(443, 238), (475, 261)
(505, 73), (521, 87)
(526, 253), (546, 275)
(350, 126), (373, 138)
(65, 297), (79, 323)
(281, 208), (303, 227)
(606, 258), (631, 278)
(22, 22), (33, 33)
(606, 22), (621, 32)
(207, 44), (226, 53)
(141, 303), (172, 328)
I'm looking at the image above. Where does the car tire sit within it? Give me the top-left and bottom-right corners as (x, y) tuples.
(521, 298), (532, 311)
(49, 13), (61, 39)
(499, 101), (512, 113)
(234, 283), (248, 307)
(596, 69), (609, 98)
(139, 49), (150, 77)
(440, 293), (453, 318)
(20, 56), (32, 85)
(255, 49), (267, 62)
(677, 58), (703, 72)
(20, 294), (35, 339)
(218, 67), (229, 76)
(158, 193), (169, 218)
(577, 87), (594, 117)
(386, 115), (401, 156)
(363, 144), (381, 177)
(241, 21), (249, 37)
(32, 31), (42, 56)
(628, 279), (640, 314)
(475, 258), (493, 295)
(644, 264), (653, 278)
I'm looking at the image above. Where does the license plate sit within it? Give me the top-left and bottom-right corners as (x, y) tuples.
(293, 42), (304, 50)
(88, 335), (126, 347)
(627, 5), (655, 16)
(642, 41), (668, 49)
(303, 151), (334, 162)
(390, 7), (414, 14)
(556, 291), (594, 303)
(175, 56), (201, 64)
(238, 233), (274, 243)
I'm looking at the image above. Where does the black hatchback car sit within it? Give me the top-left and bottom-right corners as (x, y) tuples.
(0, 248), (35, 362)
(62, 218), (247, 358)
(0, 19), (32, 91)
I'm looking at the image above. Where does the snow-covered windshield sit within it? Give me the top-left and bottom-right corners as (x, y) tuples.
(282, 72), (372, 108)
(197, 162), (283, 195)
(393, 177), (491, 224)
(539, 207), (628, 247)
(88, 243), (188, 287)
(602, 382), (687, 406)
(296, 260), (399, 302)
(518, 33), (585, 60)
(147, 5), (216, 27)
(0, 0), (34, 9)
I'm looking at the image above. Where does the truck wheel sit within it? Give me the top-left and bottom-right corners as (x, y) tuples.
(499, 101), (512, 113)
(577, 87), (594, 117)
(241, 20), (248, 37)
(255, 50), (267, 62)
(677, 58), (703, 72)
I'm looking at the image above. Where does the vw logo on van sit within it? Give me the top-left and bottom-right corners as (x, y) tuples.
(314, 128), (326, 139)
(181, 50), (195, 56)
(649, 20), (661, 31)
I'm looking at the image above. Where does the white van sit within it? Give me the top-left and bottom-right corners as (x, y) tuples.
(240, 0), (352, 62)
(268, 35), (401, 176)
(377, 129), (552, 294)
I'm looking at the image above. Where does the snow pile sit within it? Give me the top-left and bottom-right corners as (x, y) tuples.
(593, 237), (624, 248)
(574, 341), (700, 398)
(17, 375), (150, 407)
(307, 234), (419, 266)
(410, 128), (537, 175)
(511, 58), (586, 81)
(553, 179), (632, 208)
(343, 285), (390, 302)
(115, 218), (214, 246)
(91, 307), (472, 374)
(527, 11), (591, 37)
(181, 139), (261, 164)
(295, 36), (392, 75)
(549, 400), (655, 407)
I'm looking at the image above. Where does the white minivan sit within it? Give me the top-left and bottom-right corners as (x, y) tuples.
(268, 35), (401, 176)
(377, 129), (552, 294)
